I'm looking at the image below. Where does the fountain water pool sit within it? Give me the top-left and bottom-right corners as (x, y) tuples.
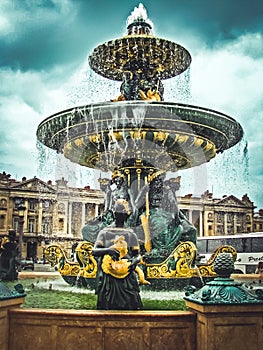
(6, 276), (187, 310)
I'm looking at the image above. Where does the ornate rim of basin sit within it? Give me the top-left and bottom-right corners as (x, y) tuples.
(36, 101), (243, 172)
(89, 35), (192, 81)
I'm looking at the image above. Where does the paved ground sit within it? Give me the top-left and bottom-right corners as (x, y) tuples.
(18, 271), (60, 279)
(18, 268), (262, 283)
(19, 263), (60, 279)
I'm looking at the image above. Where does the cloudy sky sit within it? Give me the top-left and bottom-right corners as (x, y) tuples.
(0, 0), (262, 209)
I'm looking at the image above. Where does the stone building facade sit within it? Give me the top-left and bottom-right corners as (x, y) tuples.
(0, 172), (104, 260)
(253, 209), (263, 232)
(0, 171), (261, 260)
(179, 190), (257, 237)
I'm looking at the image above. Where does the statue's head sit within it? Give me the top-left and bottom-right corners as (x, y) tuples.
(114, 203), (129, 227)
(112, 170), (125, 186)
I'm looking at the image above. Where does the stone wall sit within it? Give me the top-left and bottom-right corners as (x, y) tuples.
(0, 298), (25, 350)
(3, 301), (263, 349)
(185, 301), (263, 350)
(8, 309), (196, 350)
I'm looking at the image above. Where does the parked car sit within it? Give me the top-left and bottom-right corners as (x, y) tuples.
(20, 259), (34, 271)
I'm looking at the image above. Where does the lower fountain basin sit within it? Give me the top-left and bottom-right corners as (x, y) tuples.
(37, 101), (243, 172)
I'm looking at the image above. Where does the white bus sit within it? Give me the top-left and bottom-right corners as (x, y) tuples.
(196, 232), (263, 274)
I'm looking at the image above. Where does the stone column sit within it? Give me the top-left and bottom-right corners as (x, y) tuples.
(81, 203), (86, 228)
(68, 202), (72, 236)
(188, 210), (193, 223)
(199, 211), (203, 237)
(233, 214), (237, 234)
(224, 213), (228, 235)
(37, 201), (43, 234)
(95, 204), (99, 218)
(23, 200), (28, 232)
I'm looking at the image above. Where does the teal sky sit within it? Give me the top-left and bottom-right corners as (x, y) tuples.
(0, 0), (262, 209)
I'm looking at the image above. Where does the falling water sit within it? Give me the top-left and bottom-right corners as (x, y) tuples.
(36, 140), (57, 181)
(68, 62), (120, 105)
(163, 67), (192, 103)
(207, 136), (250, 199)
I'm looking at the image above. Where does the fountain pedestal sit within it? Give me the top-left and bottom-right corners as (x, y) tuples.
(0, 282), (25, 350)
(185, 301), (263, 350)
(184, 253), (263, 350)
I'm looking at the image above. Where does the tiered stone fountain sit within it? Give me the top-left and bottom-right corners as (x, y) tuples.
(2, 7), (263, 350)
(37, 4), (243, 289)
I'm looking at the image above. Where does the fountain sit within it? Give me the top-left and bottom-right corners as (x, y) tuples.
(37, 4), (243, 290)
(3, 6), (263, 349)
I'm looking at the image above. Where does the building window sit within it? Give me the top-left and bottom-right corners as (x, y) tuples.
(227, 213), (234, 223)
(181, 209), (189, 219)
(236, 225), (242, 233)
(207, 212), (213, 221)
(216, 212), (224, 224)
(14, 198), (24, 209)
(227, 225), (234, 234)
(58, 218), (64, 230)
(42, 218), (51, 235)
(28, 218), (35, 233)
(0, 214), (5, 229)
(0, 198), (7, 208)
(246, 215), (251, 222)
(216, 225), (224, 235)
(58, 203), (65, 214)
(43, 201), (50, 208)
(29, 200), (35, 211)
(13, 218), (19, 232)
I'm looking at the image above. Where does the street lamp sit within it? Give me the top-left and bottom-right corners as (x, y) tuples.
(17, 205), (26, 271)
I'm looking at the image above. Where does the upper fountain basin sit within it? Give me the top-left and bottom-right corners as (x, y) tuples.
(89, 36), (191, 81)
(36, 101), (243, 172)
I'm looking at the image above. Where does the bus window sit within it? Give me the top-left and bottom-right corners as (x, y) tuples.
(225, 238), (251, 253)
(196, 240), (206, 254)
(207, 239), (225, 253)
(251, 238), (263, 253)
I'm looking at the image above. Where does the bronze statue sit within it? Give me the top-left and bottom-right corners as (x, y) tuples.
(133, 175), (197, 261)
(82, 170), (135, 242)
(0, 230), (19, 281)
(92, 205), (143, 310)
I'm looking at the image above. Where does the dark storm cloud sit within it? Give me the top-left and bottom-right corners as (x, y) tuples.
(152, 0), (263, 43)
(1, 0), (262, 71)
(0, 0), (263, 70)
(0, 0), (262, 206)
(0, 0), (106, 71)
